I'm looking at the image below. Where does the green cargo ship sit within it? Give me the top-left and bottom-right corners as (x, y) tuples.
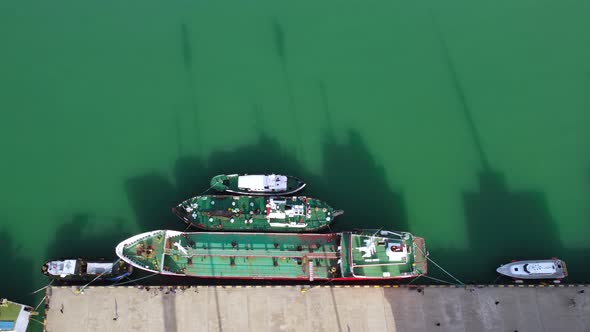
(173, 195), (343, 232)
(115, 229), (427, 280)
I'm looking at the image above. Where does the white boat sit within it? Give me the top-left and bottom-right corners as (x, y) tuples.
(210, 174), (306, 195)
(496, 258), (568, 280)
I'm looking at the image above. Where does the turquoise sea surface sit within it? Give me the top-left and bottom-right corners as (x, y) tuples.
(1, 1), (589, 330)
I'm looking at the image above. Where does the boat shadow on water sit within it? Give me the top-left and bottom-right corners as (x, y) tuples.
(122, 137), (589, 285)
(123, 128), (409, 287)
(125, 130), (408, 234)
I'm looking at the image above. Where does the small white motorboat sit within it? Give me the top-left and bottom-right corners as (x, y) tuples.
(496, 258), (568, 280)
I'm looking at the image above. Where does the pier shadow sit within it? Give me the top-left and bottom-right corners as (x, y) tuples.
(0, 230), (35, 304)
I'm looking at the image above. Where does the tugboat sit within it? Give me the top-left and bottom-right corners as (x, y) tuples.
(41, 258), (133, 282)
(210, 174), (306, 195)
(496, 258), (568, 283)
(173, 195), (342, 232)
(116, 229), (428, 281)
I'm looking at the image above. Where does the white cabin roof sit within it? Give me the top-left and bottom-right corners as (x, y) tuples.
(47, 260), (76, 276)
(87, 262), (114, 274)
(525, 262), (556, 274)
(511, 262), (556, 276)
(238, 175), (287, 191)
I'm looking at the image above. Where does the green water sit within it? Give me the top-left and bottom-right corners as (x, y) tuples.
(1, 1), (589, 328)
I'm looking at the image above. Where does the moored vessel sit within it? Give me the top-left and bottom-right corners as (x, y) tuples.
(115, 229), (427, 280)
(496, 258), (567, 281)
(211, 174), (306, 196)
(173, 195), (342, 232)
(41, 258), (133, 282)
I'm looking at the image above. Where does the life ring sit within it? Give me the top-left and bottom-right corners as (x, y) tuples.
(330, 267), (337, 273)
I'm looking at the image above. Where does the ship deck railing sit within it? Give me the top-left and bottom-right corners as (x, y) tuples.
(165, 248), (338, 259)
(351, 262), (410, 268)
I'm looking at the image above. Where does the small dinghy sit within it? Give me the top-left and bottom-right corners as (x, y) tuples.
(496, 258), (567, 281)
(210, 174), (306, 196)
(41, 258), (133, 283)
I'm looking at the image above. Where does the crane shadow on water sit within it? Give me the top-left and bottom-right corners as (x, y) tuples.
(426, 10), (586, 284)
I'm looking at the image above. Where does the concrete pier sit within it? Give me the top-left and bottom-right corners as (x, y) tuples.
(44, 285), (589, 332)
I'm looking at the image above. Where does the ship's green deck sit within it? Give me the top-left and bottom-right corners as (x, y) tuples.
(122, 231), (167, 273)
(176, 195), (335, 232)
(340, 232), (423, 278)
(121, 230), (426, 279)
(124, 232), (341, 279)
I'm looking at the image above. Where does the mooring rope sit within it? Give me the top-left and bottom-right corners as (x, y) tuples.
(301, 279), (334, 293)
(29, 317), (45, 325)
(408, 274), (423, 285)
(32, 295), (46, 312)
(491, 275), (502, 284)
(200, 181), (219, 195)
(414, 244), (464, 285)
(422, 274), (456, 285)
(426, 257), (464, 285)
(30, 279), (54, 295)
(111, 273), (158, 286)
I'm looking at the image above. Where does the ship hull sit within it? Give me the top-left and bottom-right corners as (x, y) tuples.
(496, 259), (567, 280)
(116, 230), (427, 281)
(41, 258), (133, 282)
(173, 195), (341, 232)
